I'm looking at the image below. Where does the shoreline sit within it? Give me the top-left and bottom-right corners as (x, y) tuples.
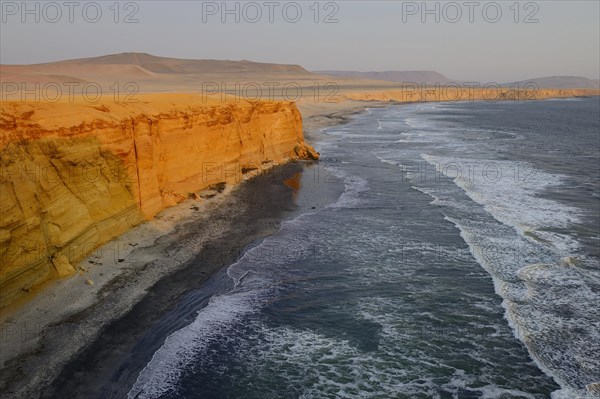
(2, 95), (593, 397)
(0, 180), (241, 397)
(298, 99), (388, 140)
(0, 96), (365, 398)
(0, 97), (549, 396)
(0, 158), (326, 398)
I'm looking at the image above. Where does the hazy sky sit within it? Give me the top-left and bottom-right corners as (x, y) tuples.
(1, 0), (599, 81)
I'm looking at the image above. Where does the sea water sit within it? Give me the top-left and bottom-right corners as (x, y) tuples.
(127, 98), (600, 399)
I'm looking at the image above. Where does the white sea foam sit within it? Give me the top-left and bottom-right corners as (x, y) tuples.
(234, 322), (494, 398)
(228, 297), (550, 398)
(127, 291), (258, 398)
(404, 117), (428, 129)
(128, 164), (368, 398)
(384, 105), (600, 396)
(376, 156), (398, 166)
(421, 154), (582, 251)
(551, 387), (600, 399)
(327, 170), (368, 209)
(411, 156), (600, 394)
(394, 130), (440, 143)
(127, 211), (323, 398)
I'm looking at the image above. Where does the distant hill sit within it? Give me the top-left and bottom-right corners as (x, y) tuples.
(42, 52), (312, 75)
(315, 70), (455, 85)
(503, 76), (600, 89)
(0, 52), (314, 88)
(3, 55), (597, 93)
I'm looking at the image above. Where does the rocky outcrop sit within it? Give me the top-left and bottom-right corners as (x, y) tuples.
(0, 94), (318, 310)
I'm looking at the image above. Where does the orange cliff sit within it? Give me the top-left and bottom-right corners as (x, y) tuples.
(0, 94), (319, 310)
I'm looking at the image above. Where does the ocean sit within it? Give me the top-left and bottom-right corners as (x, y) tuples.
(78, 98), (600, 398)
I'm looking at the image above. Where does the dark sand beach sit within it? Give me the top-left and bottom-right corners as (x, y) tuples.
(0, 159), (341, 398)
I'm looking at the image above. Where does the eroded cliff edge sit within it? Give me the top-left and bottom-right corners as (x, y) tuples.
(0, 94), (319, 310)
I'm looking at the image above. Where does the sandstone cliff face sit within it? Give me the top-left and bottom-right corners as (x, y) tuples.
(0, 95), (318, 310)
